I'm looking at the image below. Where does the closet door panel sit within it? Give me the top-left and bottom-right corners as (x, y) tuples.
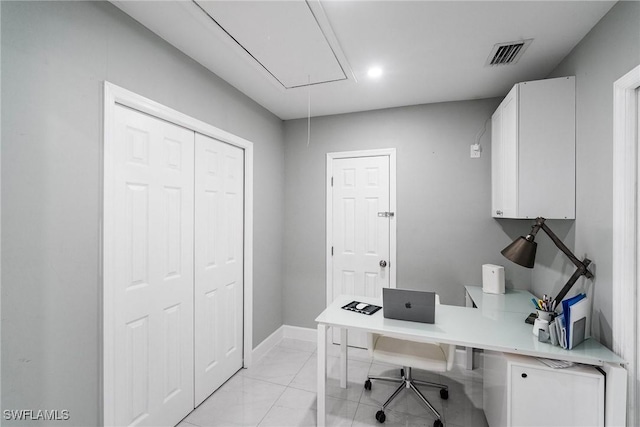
(113, 105), (195, 427)
(194, 133), (244, 405)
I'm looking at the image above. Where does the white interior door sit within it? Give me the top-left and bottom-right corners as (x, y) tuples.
(331, 155), (391, 348)
(194, 133), (244, 405)
(112, 105), (194, 427)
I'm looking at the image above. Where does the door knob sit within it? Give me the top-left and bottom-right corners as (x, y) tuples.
(379, 260), (387, 268)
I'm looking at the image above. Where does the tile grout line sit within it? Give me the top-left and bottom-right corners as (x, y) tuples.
(187, 338), (487, 427)
(255, 381), (289, 427)
(245, 343), (318, 426)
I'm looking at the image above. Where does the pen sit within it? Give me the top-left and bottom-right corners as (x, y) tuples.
(532, 298), (540, 309)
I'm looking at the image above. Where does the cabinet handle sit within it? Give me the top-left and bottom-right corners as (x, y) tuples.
(496, 210), (503, 216)
(521, 373), (527, 378)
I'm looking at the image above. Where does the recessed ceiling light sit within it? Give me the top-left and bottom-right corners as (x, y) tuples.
(367, 67), (383, 78)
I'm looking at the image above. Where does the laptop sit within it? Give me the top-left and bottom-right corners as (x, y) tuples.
(382, 288), (436, 324)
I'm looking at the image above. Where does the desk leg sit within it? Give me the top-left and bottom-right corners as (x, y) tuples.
(340, 328), (348, 388)
(317, 324), (327, 427)
(465, 291), (474, 370)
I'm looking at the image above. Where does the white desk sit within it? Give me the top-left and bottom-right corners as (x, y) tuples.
(316, 294), (625, 426)
(464, 286), (538, 369)
(464, 286), (537, 315)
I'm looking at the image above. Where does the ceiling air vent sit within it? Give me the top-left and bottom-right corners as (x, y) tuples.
(486, 39), (533, 66)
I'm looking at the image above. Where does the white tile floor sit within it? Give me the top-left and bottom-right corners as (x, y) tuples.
(179, 338), (489, 427)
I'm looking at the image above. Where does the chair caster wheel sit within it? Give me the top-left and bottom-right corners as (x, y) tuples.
(375, 410), (386, 423)
(440, 388), (449, 400)
(433, 419), (443, 427)
(364, 379), (372, 390)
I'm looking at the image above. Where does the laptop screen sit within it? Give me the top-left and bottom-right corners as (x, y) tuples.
(382, 288), (436, 324)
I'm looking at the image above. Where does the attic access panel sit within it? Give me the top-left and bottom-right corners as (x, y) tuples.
(195, 0), (348, 89)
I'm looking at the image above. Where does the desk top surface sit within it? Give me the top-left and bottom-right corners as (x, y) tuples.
(316, 294), (624, 366)
(465, 285), (537, 314)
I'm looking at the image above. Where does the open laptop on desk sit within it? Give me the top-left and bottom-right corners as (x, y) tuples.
(383, 288), (436, 323)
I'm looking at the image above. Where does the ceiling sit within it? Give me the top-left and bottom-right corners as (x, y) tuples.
(113, 1), (616, 120)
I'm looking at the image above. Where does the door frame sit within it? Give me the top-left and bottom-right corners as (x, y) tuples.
(612, 64), (640, 426)
(101, 82), (254, 426)
(325, 148), (397, 307)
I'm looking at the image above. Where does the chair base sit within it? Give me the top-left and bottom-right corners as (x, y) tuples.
(365, 367), (447, 426)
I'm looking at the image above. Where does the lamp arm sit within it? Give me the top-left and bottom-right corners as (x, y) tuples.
(538, 219), (587, 271)
(552, 258), (592, 308)
(535, 217), (595, 307)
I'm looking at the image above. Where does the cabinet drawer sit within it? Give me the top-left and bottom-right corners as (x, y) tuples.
(509, 363), (604, 427)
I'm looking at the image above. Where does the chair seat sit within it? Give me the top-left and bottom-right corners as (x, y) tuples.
(372, 336), (448, 372)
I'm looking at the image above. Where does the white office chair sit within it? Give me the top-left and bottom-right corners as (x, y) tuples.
(364, 295), (455, 427)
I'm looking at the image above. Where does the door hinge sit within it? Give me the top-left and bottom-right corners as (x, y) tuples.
(331, 246), (334, 256)
(331, 177), (333, 187)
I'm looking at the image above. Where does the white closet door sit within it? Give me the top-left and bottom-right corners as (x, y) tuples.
(194, 133), (244, 405)
(112, 105), (195, 426)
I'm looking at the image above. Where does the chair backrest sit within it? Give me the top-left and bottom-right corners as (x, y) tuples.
(368, 293), (455, 371)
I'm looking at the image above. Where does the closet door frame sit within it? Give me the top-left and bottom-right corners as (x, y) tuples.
(101, 81), (254, 426)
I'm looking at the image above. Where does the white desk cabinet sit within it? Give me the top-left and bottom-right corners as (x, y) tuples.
(491, 76), (575, 219)
(484, 351), (604, 427)
(316, 294), (625, 427)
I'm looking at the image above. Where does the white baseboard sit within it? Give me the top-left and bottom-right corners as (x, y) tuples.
(251, 325), (316, 364)
(253, 324), (482, 370)
(283, 325), (317, 342)
(250, 325), (284, 365)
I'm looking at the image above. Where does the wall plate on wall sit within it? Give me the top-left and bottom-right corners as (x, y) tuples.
(470, 144), (482, 158)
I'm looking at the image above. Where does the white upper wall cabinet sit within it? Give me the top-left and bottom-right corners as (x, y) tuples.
(491, 76), (576, 219)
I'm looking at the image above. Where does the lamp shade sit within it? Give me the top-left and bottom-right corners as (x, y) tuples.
(501, 236), (537, 268)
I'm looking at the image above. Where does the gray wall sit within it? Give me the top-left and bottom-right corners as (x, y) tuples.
(1, 2), (284, 425)
(530, 1), (640, 348)
(282, 100), (532, 329)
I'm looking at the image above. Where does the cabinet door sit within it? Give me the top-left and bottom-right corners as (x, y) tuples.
(500, 86), (519, 218)
(518, 78), (575, 219)
(510, 364), (604, 426)
(491, 86), (518, 218)
(491, 109), (504, 217)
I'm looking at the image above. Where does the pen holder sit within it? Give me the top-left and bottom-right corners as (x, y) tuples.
(536, 310), (554, 322)
(533, 318), (550, 337)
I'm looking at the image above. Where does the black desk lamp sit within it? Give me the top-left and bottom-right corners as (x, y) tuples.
(501, 217), (594, 308)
